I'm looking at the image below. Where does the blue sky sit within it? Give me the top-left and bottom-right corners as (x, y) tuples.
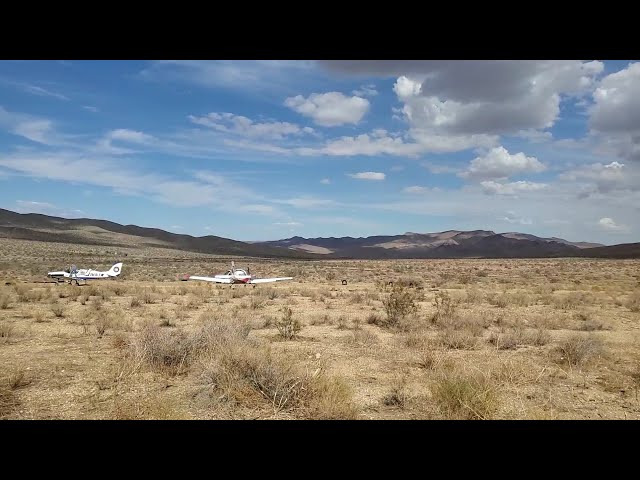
(1, 60), (639, 244)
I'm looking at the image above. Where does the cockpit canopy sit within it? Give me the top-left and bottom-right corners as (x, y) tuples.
(225, 269), (248, 276)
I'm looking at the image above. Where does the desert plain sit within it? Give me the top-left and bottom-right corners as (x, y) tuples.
(1, 237), (639, 420)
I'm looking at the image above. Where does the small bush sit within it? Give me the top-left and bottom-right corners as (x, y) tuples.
(0, 294), (10, 310)
(556, 334), (605, 368)
(382, 377), (409, 408)
(626, 293), (640, 312)
(431, 371), (499, 420)
(130, 297), (142, 308)
(276, 306), (301, 340)
(432, 291), (456, 325)
(51, 304), (65, 318)
(438, 327), (479, 350)
(0, 323), (14, 339)
(382, 284), (419, 328)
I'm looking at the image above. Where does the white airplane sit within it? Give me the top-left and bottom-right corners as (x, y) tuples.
(181, 261), (293, 286)
(47, 262), (123, 285)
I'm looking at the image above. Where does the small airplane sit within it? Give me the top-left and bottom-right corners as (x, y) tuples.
(47, 262), (123, 285)
(181, 261), (293, 286)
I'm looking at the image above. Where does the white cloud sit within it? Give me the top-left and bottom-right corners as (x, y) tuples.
(590, 62), (640, 162)
(12, 120), (55, 144)
(279, 197), (336, 209)
(559, 161), (638, 196)
(348, 171), (386, 181)
(481, 180), (548, 195)
(284, 92), (370, 127)
(188, 112), (311, 140)
(139, 60), (317, 95)
(83, 105), (99, 113)
(13, 200), (84, 217)
(500, 211), (533, 225)
(320, 178), (331, 184)
(309, 133), (424, 157)
(108, 129), (155, 144)
(460, 146), (546, 181)
(321, 61), (603, 153)
(273, 222), (303, 227)
(352, 84), (378, 97)
(403, 186), (430, 194)
(21, 84), (69, 101)
(598, 217), (628, 231)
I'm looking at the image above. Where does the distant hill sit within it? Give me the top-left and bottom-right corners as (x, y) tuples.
(576, 242), (640, 259)
(1, 207), (635, 259)
(256, 230), (622, 259)
(0, 208), (314, 259)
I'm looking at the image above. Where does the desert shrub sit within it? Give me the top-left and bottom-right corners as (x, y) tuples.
(556, 334), (605, 368)
(382, 377), (409, 408)
(579, 319), (606, 331)
(626, 292), (640, 312)
(130, 297), (142, 308)
(464, 288), (483, 304)
(349, 292), (364, 304)
(0, 294), (10, 310)
(326, 271), (336, 281)
(431, 291), (456, 325)
(310, 313), (331, 326)
(142, 290), (155, 304)
(416, 349), (439, 370)
(431, 370), (499, 420)
(349, 328), (379, 346)
(130, 320), (250, 376)
(382, 284), (419, 328)
(199, 345), (356, 418)
(437, 328), (478, 350)
(276, 306), (301, 340)
(336, 315), (349, 330)
(0, 323), (14, 339)
(553, 292), (587, 310)
(488, 327), (551, 350)
(51, 304), (65, 318)
(95, 312), (112, 338)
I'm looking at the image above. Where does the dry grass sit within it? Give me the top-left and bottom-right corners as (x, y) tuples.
(1, 237), (639, 419)
(555, 334), (606, 368)
(430, 369), (499, 420)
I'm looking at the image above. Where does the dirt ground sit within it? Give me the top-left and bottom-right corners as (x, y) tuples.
(1, 237), (639, 419)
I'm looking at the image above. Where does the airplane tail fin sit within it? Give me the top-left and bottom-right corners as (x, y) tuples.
(107, 262), (123, 277)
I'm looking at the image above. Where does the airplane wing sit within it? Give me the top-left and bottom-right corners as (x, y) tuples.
(250, 277), (294, 284)
(187, 275), (233, 284)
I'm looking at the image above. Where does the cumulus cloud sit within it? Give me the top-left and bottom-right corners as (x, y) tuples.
(481, 180), (548, 195)
(590, 62), (640, 162)
(322, 61), (603, 153)
(301, 132), (423, 157)
(352, 84), (378, 97)
(598, 217), (627, 231)
(560, 161), (638, 196)
(284, 92), (370, 127)
(348, 171), (386, 181)
(460, 146), (546, 181)
(188, 112), (312, 140)
(500, 211), (533, 225)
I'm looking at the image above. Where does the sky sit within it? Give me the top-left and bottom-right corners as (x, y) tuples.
(0, 59), (639, 244)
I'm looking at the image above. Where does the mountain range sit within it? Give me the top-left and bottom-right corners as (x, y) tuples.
(1, 207), (638, 259)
